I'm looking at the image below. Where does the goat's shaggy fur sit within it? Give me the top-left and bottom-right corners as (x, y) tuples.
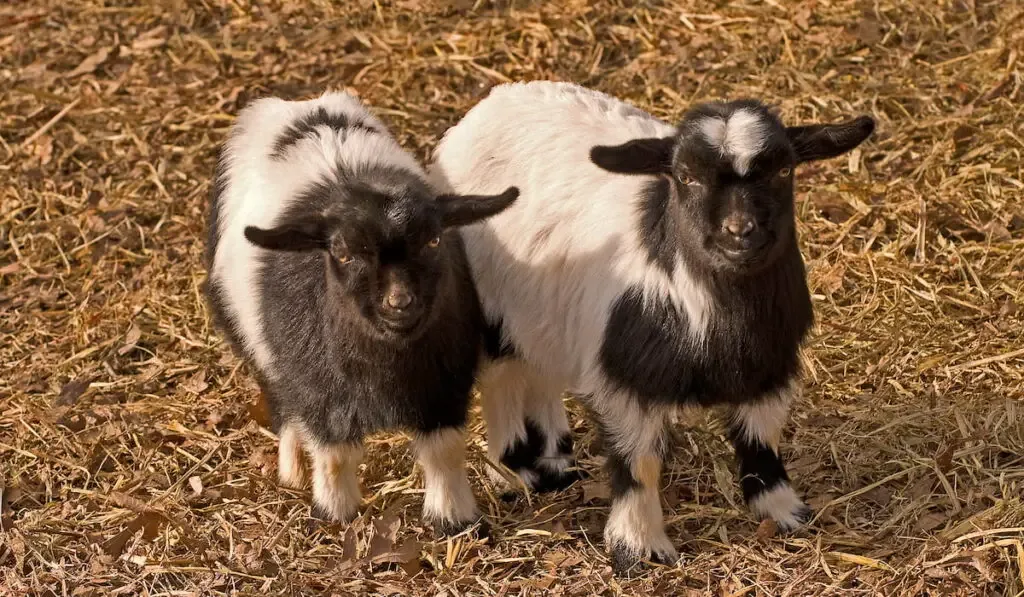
(205, 91), (517, 532)
(429, 81), (874, 573)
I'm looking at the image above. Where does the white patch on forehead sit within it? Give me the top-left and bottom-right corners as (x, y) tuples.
(696, 108), (768, 176)
(697, 117), (727, 151)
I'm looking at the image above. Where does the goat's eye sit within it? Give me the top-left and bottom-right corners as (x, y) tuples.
(778, 167), (792, 178)
(336, 254), (351, 265)
(678, 173), (698, 186)
(427, 236), (441, 249)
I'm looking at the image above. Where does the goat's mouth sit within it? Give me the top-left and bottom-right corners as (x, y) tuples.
(714, 239), (772, 270)
(375, 310), (426, 336)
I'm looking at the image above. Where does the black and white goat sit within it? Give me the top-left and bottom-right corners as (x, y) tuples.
(429, 81), (874, 572)
(203, 91), (518, 533)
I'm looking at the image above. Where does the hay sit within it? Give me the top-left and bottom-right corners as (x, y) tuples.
(1, 0), (1022, 595)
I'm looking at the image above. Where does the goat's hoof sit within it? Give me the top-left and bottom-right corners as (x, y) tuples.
(751, 484), (812, 533)
(776, 502), (813, 533)
(502, 463), (587, 496)
(609, 541), (679, 577)
(430, 516), (490, 540)
(310, 502), (358, 525)
(531, 465), (588, 494)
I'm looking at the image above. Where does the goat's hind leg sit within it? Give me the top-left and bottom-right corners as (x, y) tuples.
(478, 358), (580, 494)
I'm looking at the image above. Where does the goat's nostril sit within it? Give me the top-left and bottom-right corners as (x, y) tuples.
(386, 290), (413, 310)
(725, 219), (756, 238)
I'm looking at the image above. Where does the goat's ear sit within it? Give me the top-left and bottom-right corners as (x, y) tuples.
(589, 137), (675, 175)
(436, 187), (519, 228)
(786, 115), (875, 163)
(244, 216), (330, 252)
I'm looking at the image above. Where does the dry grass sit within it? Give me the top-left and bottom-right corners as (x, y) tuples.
(2, 0), (1023, 595)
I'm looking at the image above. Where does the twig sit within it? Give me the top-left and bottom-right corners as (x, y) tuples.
(21, 98), (81, 148)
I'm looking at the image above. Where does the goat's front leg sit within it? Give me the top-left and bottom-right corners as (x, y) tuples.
(593, 394), (677, 575)
(412, 427), (486, 536)
(277, 420), (307, 489)
(724, 384), (810, 531)
(307, 436), (364, 523)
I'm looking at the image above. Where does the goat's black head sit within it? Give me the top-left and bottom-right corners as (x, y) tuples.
(244, 170), (518, 338)
(590, 100), (875, 275)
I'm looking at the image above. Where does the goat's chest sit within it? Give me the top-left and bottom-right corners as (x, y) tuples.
(598, 283), (811, 405)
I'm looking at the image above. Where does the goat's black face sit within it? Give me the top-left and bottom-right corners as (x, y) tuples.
(673, 101), (797, 274)
(589, 99), (875, 276)
(243, 174), (518, 339)
(326, 187), (446, 337)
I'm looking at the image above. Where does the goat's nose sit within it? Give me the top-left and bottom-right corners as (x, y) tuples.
(385, 289), (413, 310)
(724, 216), (756, 238)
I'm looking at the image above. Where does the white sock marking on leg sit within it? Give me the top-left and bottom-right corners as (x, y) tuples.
(277, 422), (306, 489)
(749, 483), (807, 531)
(604, 489), (677, 562)
(309, 441), (362, 522)
(414, 428), (478, 525)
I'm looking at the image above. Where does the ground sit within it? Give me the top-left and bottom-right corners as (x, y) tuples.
(1, 0), (1023, 595)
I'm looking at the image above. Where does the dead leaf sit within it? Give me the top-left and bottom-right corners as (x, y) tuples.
(855, 17), (883, 45)
(982, 220), (1012, 242)
(971, 552), (997, 582)
(188, 476), (203, 496)
(67, 47), (110, 78)
(864, 486), (893, 507)
(952, 124), (978, 158)
(0, 485), (13, 532)
(131, 37), (166, 52)
(248, 392), (273, 428)
(102, 511), (165, 557)
(550, 520), (569, 540)
(139, 512), (165, 542)
(914, 511), (947, 533)
(907, 476), (935, 500)
(581, 481), (610, 503)
(117, 324), (142, 355)
(792, 6), (812, 31)
(341, 527), (358, 561)
(817, 263), (847, 296)
(370, 538), (421, 566)
(181, 371), (209, 395)
(545, 550), (570, 568)
(755, 518), (778, 540)
(33, 135), (53, 165)
(55, 378), (90, 406)
(369, 515), (401, 558)
(935, 441), (960, 473)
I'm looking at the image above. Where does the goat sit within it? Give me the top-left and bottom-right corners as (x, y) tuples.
(428, 81), (874, 571)
(204, 90), (517, 534)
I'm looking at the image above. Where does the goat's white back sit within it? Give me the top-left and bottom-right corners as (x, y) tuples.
(429, 81), (712, 391)
(211, 91), (421, 376)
